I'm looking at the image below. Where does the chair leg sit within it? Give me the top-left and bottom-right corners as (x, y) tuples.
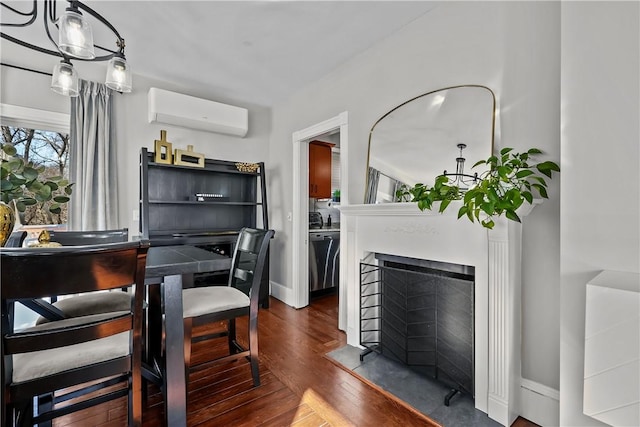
(248, 312), (260, 387)
(14, 400), (31, 427)
(183, 318), (193, 383)
(36, 393), (53, 427)
(3, 401), (11, 427)
(131, 365), (142, 426)
(228, 318), (237, 354)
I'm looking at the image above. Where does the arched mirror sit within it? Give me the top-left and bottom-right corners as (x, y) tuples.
(365, 85), (496, 203)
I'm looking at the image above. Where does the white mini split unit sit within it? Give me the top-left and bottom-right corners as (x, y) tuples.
(148, 88), (248, 137)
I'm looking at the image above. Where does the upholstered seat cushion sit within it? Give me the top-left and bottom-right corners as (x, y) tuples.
(13, 312), (130, 383)
(182, 286), (250, 319)
(36, 291), (132, 324)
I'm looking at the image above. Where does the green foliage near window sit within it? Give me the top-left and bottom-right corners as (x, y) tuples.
(396, 148), (560, 229)
(0, 142), (73, 214)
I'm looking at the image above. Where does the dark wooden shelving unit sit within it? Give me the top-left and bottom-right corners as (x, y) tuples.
(139, 147), (270, 306)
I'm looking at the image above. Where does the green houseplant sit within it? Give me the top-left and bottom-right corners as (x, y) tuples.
(0, 142), (73, 245)
(397, 147), (560, 229)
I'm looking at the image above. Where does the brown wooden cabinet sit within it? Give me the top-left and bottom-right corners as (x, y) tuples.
(309, 141), (332, 198)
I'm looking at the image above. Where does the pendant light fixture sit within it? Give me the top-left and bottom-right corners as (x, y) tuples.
(0, 0), (132, 96)
(105, 51), (132, 92)
(58, 4), (95, 59)
(51, 58), (79, 96)
(440, 143), (480, 191)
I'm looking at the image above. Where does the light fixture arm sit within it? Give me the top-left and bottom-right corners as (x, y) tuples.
(1, 0), (132, 95)
(1, 0), (126, 61)
(0, 1), (38, 27)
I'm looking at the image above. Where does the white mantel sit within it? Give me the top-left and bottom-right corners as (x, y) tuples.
(338, 201), (538, 426)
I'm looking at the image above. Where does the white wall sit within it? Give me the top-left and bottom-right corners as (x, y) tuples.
(0, 66), (272, 236)
(268, 0), (561, 401)
(560, 2), (640, 426)
(0, 66), (69, 115)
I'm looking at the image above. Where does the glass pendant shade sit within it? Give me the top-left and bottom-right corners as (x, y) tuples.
(105, 56), (132, 92)
(58, 10), (95, 59)
(51, 60), (79, 97)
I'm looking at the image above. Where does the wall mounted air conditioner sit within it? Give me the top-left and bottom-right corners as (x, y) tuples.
(148, 88), (248, 137)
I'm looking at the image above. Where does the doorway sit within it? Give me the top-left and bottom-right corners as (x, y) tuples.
(292, 112), (348, 332)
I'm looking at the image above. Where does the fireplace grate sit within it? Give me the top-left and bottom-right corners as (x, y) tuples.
(360, 262), (382, 352)
(360, 257), (474, 397)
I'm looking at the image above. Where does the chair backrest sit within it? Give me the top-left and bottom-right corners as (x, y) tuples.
(228, 228), (274, 307)
(1, 241), (149, 421)
(48, 228), (129, 245)
(5, 230), (27, 248)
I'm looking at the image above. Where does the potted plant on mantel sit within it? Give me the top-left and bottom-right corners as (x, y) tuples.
(396, 147), (560, 229)
(0, 142), (73, 246)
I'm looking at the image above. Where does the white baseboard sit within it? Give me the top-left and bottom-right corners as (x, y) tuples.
(269, 280), (296, 307)
(520, 378), (560, 426)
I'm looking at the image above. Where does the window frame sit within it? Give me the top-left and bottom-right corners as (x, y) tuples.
(0, 103), (70, 135)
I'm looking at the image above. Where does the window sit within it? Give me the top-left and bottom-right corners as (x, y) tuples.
(1, 125), (70, 226)
(1, 104), (71, 242)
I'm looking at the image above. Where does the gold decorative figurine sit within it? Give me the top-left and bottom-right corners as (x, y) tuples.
(174, 145), (205, 168)
(154, 130), (173, 164)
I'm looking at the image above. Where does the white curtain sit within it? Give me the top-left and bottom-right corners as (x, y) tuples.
(365, 167), (380, 204)
(68, 80), (119, 230)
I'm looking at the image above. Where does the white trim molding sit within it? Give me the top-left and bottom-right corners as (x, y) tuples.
(520, 378), (560, 426)
(0, 103), (70, 133)
(269, 280), (296, 307)
(291, 112), (349, 332)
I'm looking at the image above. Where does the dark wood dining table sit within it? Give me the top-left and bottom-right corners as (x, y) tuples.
(144, 244), (231, 426)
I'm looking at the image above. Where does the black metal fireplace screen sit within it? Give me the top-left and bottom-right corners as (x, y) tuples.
(360, 253), (475, 399)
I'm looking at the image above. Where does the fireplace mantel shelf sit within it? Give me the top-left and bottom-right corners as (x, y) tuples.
(339, 199), (541, 218)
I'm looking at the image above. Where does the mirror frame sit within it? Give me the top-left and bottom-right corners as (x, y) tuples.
(365, 84), (496, 203)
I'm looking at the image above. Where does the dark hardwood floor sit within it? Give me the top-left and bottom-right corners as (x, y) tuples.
(52, 294), (538, 426)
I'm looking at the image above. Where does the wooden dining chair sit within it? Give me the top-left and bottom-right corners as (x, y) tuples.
(34, 228), (133, 323)
(181, 227), (274, 387)
(1, 241), (149, 426)
(5, 230), (27, 248)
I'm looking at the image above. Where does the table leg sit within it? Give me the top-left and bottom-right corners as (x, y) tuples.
(162, 274), (187, 426)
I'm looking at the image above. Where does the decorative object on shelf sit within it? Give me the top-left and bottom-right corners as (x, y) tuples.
(0, 142), (74, 246)
(154, 130), (173, 164)
(235, 162), (259, 173)
(0, 0), (133, 96)
(174, 145), (205, 168)
(28, 229), (62, 247)
(0, 202), (15, 247)
(190, 193), (226, 202)
(397, 147), (560, 229)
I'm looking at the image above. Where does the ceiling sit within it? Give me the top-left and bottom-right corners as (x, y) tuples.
(1, 1), (438, 106)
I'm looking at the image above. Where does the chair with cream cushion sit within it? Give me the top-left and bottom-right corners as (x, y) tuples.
(35, 228), (133, 324)
(181, 227), (274, 387)
(1, 241), (149, 426)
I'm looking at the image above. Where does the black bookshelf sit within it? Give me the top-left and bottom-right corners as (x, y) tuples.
(139, 147), (270, 306)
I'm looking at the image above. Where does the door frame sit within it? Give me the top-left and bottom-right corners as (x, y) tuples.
(292, 111), (348, 330)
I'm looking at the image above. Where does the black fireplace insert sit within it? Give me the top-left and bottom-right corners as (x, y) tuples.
(360, 253), (475, 404)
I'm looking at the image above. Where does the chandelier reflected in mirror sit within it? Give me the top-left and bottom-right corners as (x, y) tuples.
(1, 0), (132, 96)
(440, 143), (481, 190)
